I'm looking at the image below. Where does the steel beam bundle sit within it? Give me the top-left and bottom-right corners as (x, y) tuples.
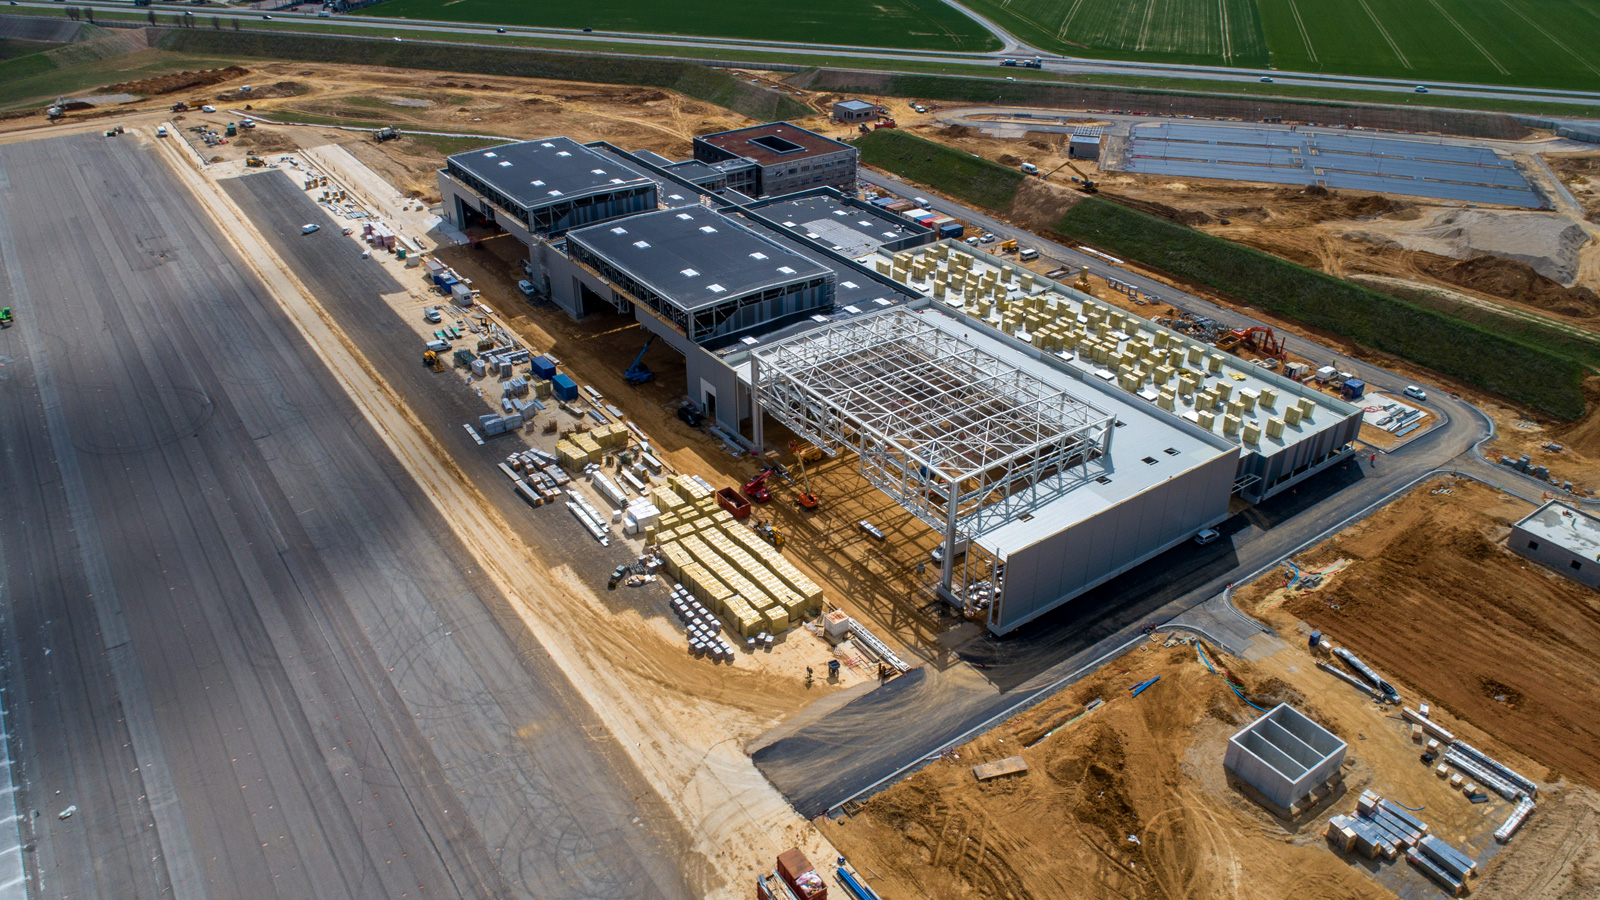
(1443, 748), (1523, 801)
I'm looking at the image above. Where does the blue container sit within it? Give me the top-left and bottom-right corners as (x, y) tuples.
(938, 222), (965, 238)
(551, 373), (578, 402)
(870, 196), (896, 208)
(530, 355), (557, 380)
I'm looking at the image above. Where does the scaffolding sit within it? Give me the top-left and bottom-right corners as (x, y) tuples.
(753, 309), (1116, 598)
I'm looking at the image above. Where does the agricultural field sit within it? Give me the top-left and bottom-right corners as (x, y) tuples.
(968, 0), (1600, 88)
(356, 0), (999, 52)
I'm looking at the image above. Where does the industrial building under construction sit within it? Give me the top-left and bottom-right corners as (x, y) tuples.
(437, 123), (1363, 633)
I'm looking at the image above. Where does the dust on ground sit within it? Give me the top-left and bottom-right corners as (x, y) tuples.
(898, 118), (1600, 336)
(1236, 478), (1600, 791)
(1547, 151), (1600, 221)
(449, 237), (985, 664)
(821, 621), (1552, 900)
(831, 476), (1600, 900)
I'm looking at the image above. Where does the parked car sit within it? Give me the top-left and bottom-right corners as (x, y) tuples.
(155, 125), (168, 137)
(979, 232), (996, 243)
(677, 405), (704, 427)
(965, 236), (980, 245)
(300, 223), (320, 235)
(200, 105), (216, 113)
(1194, 528), (1221, 546)
(517, 279), (537, 298)
(1403, 385), (1428, 401)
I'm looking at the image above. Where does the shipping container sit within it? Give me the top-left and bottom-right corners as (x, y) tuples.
(552, 374), (579, 401)
(530, 355), (557, 380)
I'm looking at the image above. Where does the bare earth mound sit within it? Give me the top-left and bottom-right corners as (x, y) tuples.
(102, 66), (248, 97)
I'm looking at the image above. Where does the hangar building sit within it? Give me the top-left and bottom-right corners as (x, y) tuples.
(436, 128), (1364, 633)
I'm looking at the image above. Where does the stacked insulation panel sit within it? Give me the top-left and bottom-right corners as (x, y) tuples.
(649, 476), (823, 636)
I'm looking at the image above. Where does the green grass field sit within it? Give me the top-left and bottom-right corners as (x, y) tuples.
(968, 0), (1600, 89)
(851, 129), (1024, 210)
(355, 0), (999, 52)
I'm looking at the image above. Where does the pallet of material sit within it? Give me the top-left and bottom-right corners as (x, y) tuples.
(972, 756), (1028, 781)
(1406, 849), (1464, 896)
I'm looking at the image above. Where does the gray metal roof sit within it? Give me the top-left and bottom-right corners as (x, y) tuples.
(748, 193), (925, 258)
(448, 137), (655, 210)
(835, 100), (877, 111)
(1516, 500), (1600, 560)
(566, 207), (830, 313)
(1121, 123), (1540, 208)
(585, 143), (700, 208)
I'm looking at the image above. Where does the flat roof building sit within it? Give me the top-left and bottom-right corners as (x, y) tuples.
(1510, 500), (1600, 589)
(745, 189), (931, 258)
(832, 99), (879, 123)
(867, 240), (1362, 502)
(752, 307), (1237, 632)
(439, 137), (658, 238)
(693, 123), (858, 197)
(566, 207), (833, 344)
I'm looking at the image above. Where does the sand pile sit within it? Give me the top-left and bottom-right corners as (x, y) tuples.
(1344, 209), (1589, 285)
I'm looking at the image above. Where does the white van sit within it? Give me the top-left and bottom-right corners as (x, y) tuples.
(1020, 162), (1039, 175)
(1018, 247), (1039, 261)
(300, 223), (320, 234)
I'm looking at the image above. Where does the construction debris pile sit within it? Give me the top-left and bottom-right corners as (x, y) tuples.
(1326, 790), (1478, 897)
(651, 475), (823, 638)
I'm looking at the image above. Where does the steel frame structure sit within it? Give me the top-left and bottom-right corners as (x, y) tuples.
(753, 309), (1116, 594)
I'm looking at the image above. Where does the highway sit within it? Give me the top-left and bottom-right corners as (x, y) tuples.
(0, 133), (694, 899)
(9, 1), (1600, 108)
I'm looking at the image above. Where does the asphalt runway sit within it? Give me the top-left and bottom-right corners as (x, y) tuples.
(0, 134), (694, 900)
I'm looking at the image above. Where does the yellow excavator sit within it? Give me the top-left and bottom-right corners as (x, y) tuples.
(1042, 158), (1098, 193)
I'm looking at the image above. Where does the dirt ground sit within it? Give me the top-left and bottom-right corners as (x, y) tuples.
(1236, 478), (1600, 791)
(822, 630), (1508, 900)
(829, 477), (1600, 900)
(1547, 152), (1600, 221)
(449, 237), (985, 662)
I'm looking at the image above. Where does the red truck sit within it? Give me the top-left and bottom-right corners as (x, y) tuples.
(757, 848), (827, 900)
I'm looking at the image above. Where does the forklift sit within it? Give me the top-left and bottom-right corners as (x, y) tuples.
(754, 520), (786, 551)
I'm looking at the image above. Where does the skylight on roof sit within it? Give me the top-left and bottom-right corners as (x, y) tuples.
(782, 221), (797, 227)
(633, 240), (651, 249)
(591, 168), (606, 175)
(681, 268), (700, 277)
(539, 142), (554, 148)
(484, 152), (499, 158)
(811, 314), (831, 323)
(873, 298), (892, 306)
(556, 151), (572, 157)
(531, 179), (545, 186)
(610, 178), (625, 184)
(833, 210), (848, 216)
(610, 226), (628, 235)
(699, 226), (717, 234)
(777, 266), (796, 275)
(707, 284), (726, 293)
(842, 305), (862, 314)
(498, 161), (513, 167)
(676, 213), (693, 220)
(740, 336), (760, 346)
(548, 190), (562, 196)
(749, 252), (768, 260)
(841, 281), (858, 289)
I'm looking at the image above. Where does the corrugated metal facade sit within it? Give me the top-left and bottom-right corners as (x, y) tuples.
(991, 448), (1236, 633)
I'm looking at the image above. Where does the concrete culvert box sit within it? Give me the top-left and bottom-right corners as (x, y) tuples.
(1224, 703), (1346, 811)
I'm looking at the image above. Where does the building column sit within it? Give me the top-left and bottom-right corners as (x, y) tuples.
(750, 354), (764, 451)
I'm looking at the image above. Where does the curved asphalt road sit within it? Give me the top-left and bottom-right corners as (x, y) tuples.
(14, 0), (1600, 108)
(751, 166), (1569, 819)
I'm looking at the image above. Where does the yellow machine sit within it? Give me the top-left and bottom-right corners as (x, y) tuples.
(423, 349), (444, 371)
(245, 155), (265, 168)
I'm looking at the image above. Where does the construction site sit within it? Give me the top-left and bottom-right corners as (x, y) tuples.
(3, 40), (1600, 900)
